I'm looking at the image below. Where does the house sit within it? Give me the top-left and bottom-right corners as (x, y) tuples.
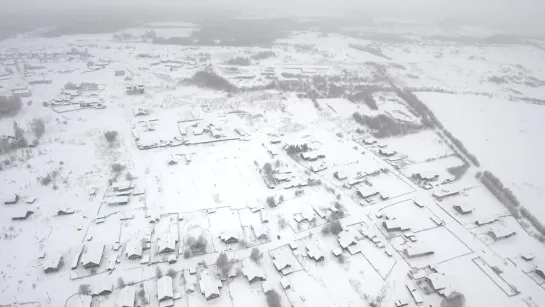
(425, 273), (449, 292)
(379, 148), (396, 157)
(334, 171), (348, 181)
(219, 231), (238, 244)
(251, 223), (268, 240)
(306, 241), (324, 261)
(43, 255), (63, 273)
(126, 239), (143, 259)
(93, 284), (113, 296)
(117, 285), (136, 307)
(432, 188), (460, 200)
(300, 151), (325, 161)
(112, 181), (132, 192)
(521, 253), (535, 261)
(338, 228), (359, 249)
(383, 221), (411, 232)
(412, 171), (439, 181)
(356, 187), (379, 199)
(157, 276), (174, 301)
(158, 235), (176, 254)
(3, 194), (19, 205)
(106, 196), (129, 206)
(536, 268), (545, 280)
(453, 204), (473, 215)
(81, 243), (105, 269)
(242, 259), (266, 283)
(404, 245), (434, 258)
(487, 229), (516, 241)
(272, 251), (292, 274)
(12, 210), (34, 220)
(199, 269), (221, 301)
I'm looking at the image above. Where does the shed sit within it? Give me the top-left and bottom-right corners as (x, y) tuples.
(113, 181), (132, 191)
(117, 285), (136, 307)
(58, 208), (75, 216)
(81, 243), (104, 269)
(280, 277), (291, 289)
(332, 248), (343, 257)
(158, 276), (174, 301)
(521, 253), (535, 261)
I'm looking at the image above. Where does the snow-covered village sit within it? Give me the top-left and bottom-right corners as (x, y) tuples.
(1, 5), (545, 307)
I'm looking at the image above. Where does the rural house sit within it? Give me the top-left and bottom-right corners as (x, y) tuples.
(117, 285), (136, 307)
(157, 276), (174, 302)
(199, 269), (221, 301)
(81, 243), (104, 269)
(126, 239), (143, 259)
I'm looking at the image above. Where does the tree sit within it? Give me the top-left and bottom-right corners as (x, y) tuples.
(155, 266), (163, 278)
(166, 268), (177, 278)
(266, 290), (282, 307)
(30, 118), (45, 138)
(64, 82), (79, 90)
(13, 121), (27, 148)
(0, 95), (22, 115)
(111, 163), (125, 173)
(215, 252), (233, 276)
(117, 277), (125, 288)
(441, 292), (466, 307)
(104, 130), (118, 144)
(250, 248), (263, 264)
(78, 284), (92, 295)
(266, 196), (276, 208)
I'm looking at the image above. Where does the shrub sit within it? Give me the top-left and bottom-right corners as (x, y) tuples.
(64, 82), (79, 90)
(266, 196), (276, 208)
(13, 121), (27, 148)
(186, 70), (236, 92)
(278, 216), (288, 229)
(78, 284), (91, 295)
(227, 57), (251, 66)
(0, 95), (22, 115)
(352, 113), (421, 138)
(187, 235), (208, 253)
(117, 277), (125, 288)
(104, 130), (118, 143)
(447, 163), (469, 180)
(337, 254), (345, 264)
(125, 172), (134, 180)
(441, 292), (466, 307)
(215, 252), (233, 276)
(155, 266), (163, 278)
(348, 91), (378, 110)
(183, 249), (193, 258)
(112, 163), (125, 173)
(30, 118), (45, 138)
(250, 248), (263, 263)
(322, 220), (342, 235)
(40, 174), (52, 186)
(263, 163), (274, 182)
(166, 268), (177, 278)
(266, 289), (282, 307)
(278, 195), (284, 203)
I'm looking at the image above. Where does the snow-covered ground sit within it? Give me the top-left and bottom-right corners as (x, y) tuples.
(1, 20), (545, 307)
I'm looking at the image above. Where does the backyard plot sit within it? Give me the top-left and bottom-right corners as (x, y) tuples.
(378, 200), (445, 232)
(133, 118), (183, 149)
(284, 272), (339, 307)
(435, 186), (510, 227)
(208, 207), (245, 251)
(351, 171), (414, 205)
(381, 130), (454, 163)
(178, 211), (215, 256)
(401, 155), (465, 186)
(400, 226), (472, 268)
(226, 278), (269, 307)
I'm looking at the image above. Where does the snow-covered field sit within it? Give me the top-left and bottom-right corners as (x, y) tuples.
(1, 18), (545, 307)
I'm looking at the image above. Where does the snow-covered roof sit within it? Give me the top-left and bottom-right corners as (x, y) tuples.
(158, 235), (176, 253)
(251, 223), (268, 240)
(404, 245), (434, 258)
(105, 196), (129, 205)
(306, 241), (324, 261)
(199, 269), (220, 300)
(338, 228), (359, 249)
(117, 285), (135, 307)
(158, 276), (173, 301)
(357, 186), (379, 199)
(42, 255), (63, 272)
(112, 181), (132, 191)
(126, 239), (142, 258)
(242, 259), (266, 282)
(93, 283), (113, 296)
(82, 243), (104, 266)
(272, 251), (292, 272)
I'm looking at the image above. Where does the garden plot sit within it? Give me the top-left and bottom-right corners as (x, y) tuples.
(208, 207), (245, 251)
(284, 272), (339, 307)
(238, 208), (271, 246)
(226, 278), (269, 307)
(435, 186), (510, 227)
(153, 141), (271, 213)
(133, 118), (182, 149)
(178, 211), (215, 256)
(381, 130), (454, 164)
(401, 155), (464, 186)
(344, 237), (396, 280)
(399, 226), (472, 268)
(85, 215), (123, 246)
(350, 171), (414, 205)
(378, 200), (444, 233)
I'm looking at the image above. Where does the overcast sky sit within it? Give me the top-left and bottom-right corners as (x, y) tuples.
(1, 0), (544, 35)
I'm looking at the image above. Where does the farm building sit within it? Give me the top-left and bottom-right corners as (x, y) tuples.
(81, 243), (104, 269)
(126, 239), (143, 259)
(117, 285), (136, 307)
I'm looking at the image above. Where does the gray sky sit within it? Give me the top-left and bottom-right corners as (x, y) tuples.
(2, 0), (544, 35)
